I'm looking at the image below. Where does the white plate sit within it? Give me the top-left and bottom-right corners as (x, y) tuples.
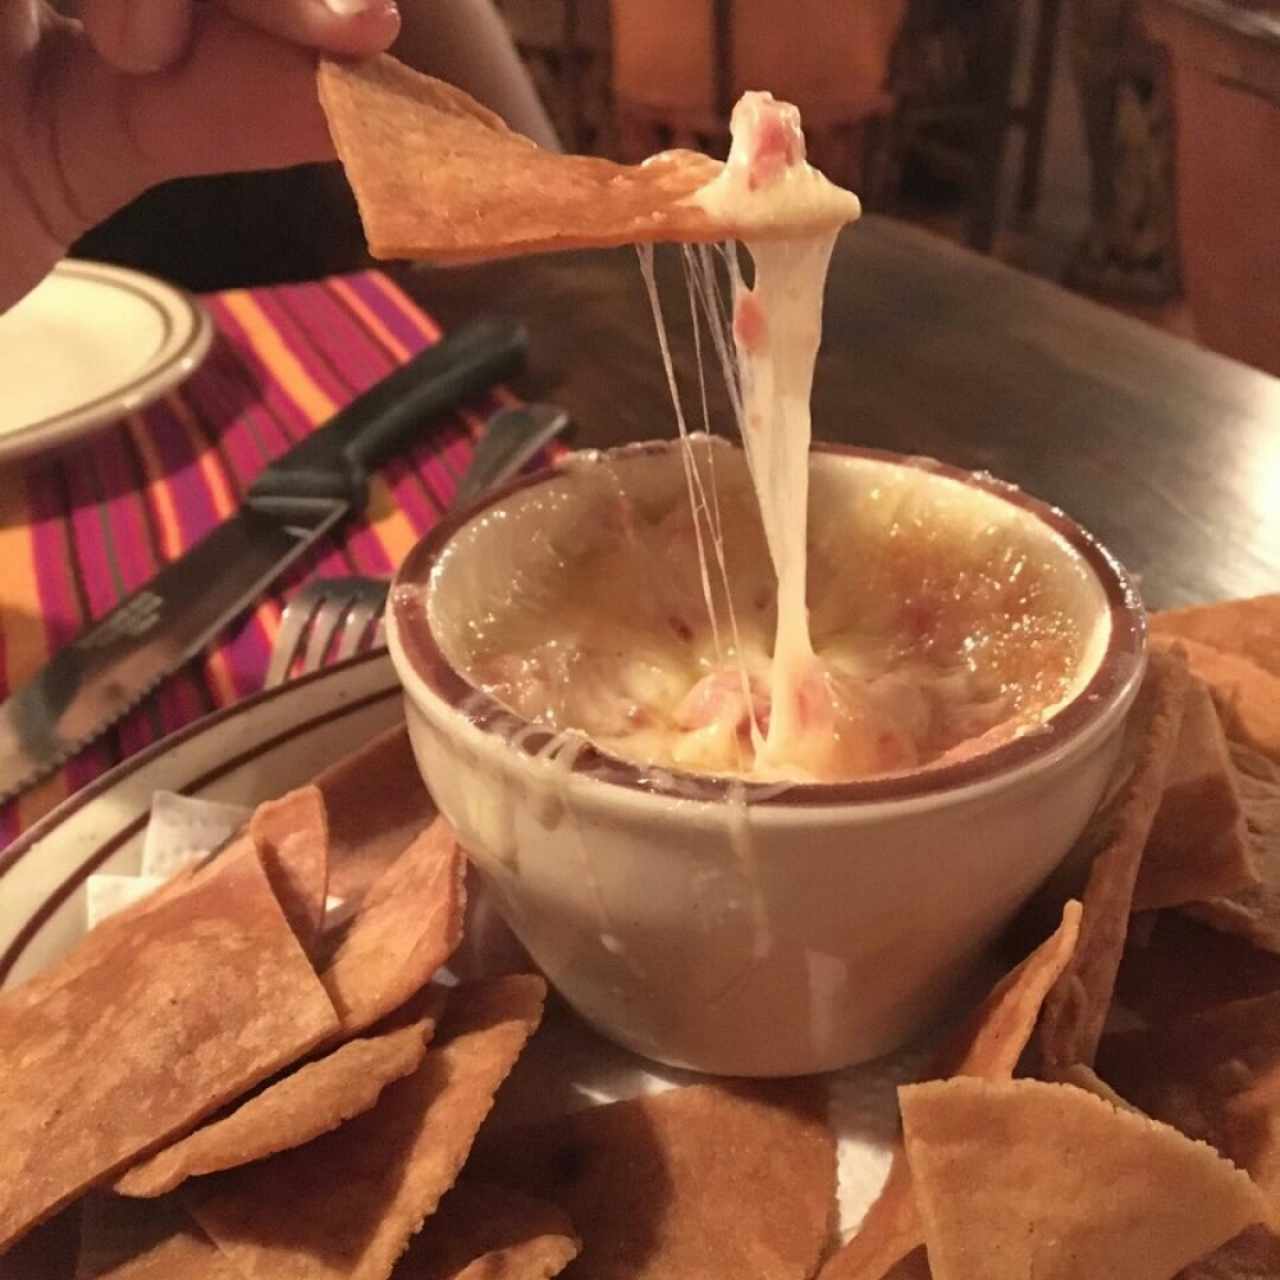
(0, 259), (213, 463)
(0, 652), (402, 991)
(0, 652), (912, 1255)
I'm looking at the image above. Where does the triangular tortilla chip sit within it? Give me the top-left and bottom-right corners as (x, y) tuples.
(1116, 911), (1280, 1023)
(817, 901), (1081, 1280)
(246, 786), (329, 956)
(0, 843), (339, 1253)
(316, 55), (724, 263)
(312, 724), (436, 902)
(468, 1081), (836, 1280)
(1184, 741), (1280, 952)
(1152, 596), (1280, 680)
(1039, 648), (1190, 1070)
(1158, 635), (1280, 763)
(1134, 679), (1257, 910)
(76, 1195), (237, 1279)
(1, 785), (326, 1012)
(397, 1182), (579, 1280)
(1098, 990), (1280, 1200)
(320, 817), (465, 1034)
(113, 993), (445, 1198)
(188, 975), (545, 1280)
(899, 1078), (1266, 1280)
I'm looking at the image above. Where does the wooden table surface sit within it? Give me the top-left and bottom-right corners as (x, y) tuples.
(401, 214), (1280, 612)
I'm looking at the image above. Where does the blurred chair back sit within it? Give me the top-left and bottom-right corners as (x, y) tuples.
(610, 0), (905, 185)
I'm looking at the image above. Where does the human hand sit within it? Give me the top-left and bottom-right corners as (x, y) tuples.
(1, 0), (400, 311)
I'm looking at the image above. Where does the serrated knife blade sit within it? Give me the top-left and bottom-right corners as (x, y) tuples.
(0, 315), (528, 803)
(0, 499), (345, 801)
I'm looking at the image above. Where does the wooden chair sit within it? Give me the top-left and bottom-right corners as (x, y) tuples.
(873, 0), (1067, 252)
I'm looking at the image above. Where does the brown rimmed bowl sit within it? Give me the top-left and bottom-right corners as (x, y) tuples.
(387, 440), (1146, 1076)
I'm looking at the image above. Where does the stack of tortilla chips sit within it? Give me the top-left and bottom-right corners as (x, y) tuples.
(820, 595), (1280, 1280)
(0, 728), (840, 1280)
(4, 595), (1280, 1280)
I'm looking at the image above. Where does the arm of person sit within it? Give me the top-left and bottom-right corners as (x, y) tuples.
(392, 0), (560, 150)
(1, 0), (403, 312)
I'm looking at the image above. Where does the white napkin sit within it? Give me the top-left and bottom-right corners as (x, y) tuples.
(86, 792), (346, 931)
(140, 791), (252, 879)
(84, 874), (171, 929)
(84, 792), (250, 930)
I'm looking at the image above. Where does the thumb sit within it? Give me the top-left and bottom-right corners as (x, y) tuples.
(79, 0), (398, 76)
(54, 8), (338, 237)
(120, 9), (339, 178)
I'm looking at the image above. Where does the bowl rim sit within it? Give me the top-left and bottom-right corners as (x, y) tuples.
(389, 441), (1147, 807)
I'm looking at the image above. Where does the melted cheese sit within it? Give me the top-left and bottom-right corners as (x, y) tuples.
(459, 463), (1084, 783)
(691, 92), (859, 772)
(451, 92), (1083, 783)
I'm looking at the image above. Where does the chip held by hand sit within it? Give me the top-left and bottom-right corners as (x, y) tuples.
(317, 55), (723, 263)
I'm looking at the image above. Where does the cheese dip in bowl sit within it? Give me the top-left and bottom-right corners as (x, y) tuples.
(387, 441), (1146, 1076)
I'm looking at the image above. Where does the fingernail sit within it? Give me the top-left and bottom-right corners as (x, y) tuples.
(322, 0), (373, 15)
(125, 0), (193, 72)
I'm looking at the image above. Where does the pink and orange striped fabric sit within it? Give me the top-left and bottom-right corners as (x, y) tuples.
(0, 271), (517, 845)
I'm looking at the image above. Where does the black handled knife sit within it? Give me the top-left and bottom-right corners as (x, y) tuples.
(0, 316), (527, 802)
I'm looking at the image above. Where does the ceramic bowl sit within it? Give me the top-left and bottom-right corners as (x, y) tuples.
(386, 441), (1146, 1076)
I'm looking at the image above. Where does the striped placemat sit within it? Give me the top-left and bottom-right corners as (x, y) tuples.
(0, 271), (517, 844)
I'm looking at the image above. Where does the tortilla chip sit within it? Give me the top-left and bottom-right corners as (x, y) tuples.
(1158, 636), (1280, 764)
(0, 842), (338, 1253)
(1180, 1227), (1280, 1279)
(469, 1082), (837, 1280)
(1152, 596), (1280, 680)
(246, 786), (329, 956)
(396, 1182), (579, 1280)
(316, 56), (724, 264)
(13, 785), (329, 1019)
(1116, 911), (1280, 1023)
(936, 900), (1084, 1079)
(76, 1195), (237, 1279)
(1134, 679), (1257, 910)
(113, 994), (444, 1198)
(818, 1157), (918, 1280)
(899, 1077), (1266, 1280)
(1, 865), (210, 1017)
(1184, 741), (1280, 953)
(1097, 991), (1280, 1200)
(188, 975), (545, 1280)
(320, 817), (465, 1034)
(313, 724), (435, 902)
(817, 901), (1081, 1280)
(1038, 648), (1190, 1070)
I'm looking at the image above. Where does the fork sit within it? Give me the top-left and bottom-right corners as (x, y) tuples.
(263, 402), (571, 687)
